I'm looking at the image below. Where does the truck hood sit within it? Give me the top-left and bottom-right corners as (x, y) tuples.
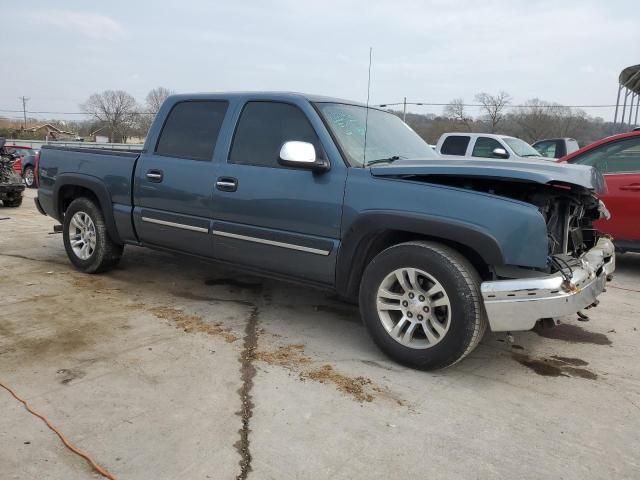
(370, 158), (605, 193)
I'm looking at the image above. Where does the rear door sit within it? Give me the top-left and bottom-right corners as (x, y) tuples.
(570, 136), (640, 242)
(212, 99), (347, 285)
(133, 100), (229, 257)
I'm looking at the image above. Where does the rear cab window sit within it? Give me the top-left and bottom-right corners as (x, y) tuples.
(155, 101), (229, 161)
(441, 136), (470, 156)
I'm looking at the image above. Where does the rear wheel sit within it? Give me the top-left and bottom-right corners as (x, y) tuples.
(23, 166), (35, 188)
(62, 197), (123, 273)
(359, 241), (487, 370)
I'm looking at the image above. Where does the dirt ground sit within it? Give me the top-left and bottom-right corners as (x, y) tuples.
(1, 190), (639, 479)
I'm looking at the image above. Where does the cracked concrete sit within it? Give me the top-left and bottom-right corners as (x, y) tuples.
(235, 305), (259, 480)
(1, 190), (640, 479)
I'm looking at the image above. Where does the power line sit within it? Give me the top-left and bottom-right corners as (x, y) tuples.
(0, 102), (619, 117)
(376, 101), (617, 109)
(0, 109), (156, 115)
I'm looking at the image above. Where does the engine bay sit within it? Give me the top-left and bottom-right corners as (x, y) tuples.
(404, 174), (604, 259)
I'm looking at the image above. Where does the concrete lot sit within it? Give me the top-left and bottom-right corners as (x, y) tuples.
(1, 189), (639, 480)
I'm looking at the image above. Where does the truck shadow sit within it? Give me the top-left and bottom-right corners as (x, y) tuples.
(101, 246), (616, 382)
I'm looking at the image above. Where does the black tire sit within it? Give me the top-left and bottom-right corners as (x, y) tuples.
(23, 166), (36, 188)
(2, 196), (23, 208)
(62, 197), (123, 273)
(359, 241), (487, 370)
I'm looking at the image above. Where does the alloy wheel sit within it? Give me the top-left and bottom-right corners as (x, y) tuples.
(376, 267), (452, 349)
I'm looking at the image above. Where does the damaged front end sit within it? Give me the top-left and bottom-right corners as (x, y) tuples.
(481, 236), (614, 331)
(424, 176), (607, 259)
(415, 176), (615, 332)
(370, 158), (616, 331)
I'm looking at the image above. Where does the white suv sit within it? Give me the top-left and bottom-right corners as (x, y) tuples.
(436, 133), (547, 161)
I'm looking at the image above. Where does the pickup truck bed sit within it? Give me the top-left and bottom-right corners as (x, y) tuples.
(36, 92), (615, 370)
(38, 146), (140, 245)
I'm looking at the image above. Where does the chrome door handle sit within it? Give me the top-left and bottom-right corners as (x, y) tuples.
(216, 177), (238, 192)
(146, 170), (163, 183)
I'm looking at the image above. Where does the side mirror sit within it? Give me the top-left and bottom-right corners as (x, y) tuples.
(492, 147), (509, 159)
(278, 141), (329, 173)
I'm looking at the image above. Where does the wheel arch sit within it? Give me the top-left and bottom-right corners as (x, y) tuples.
(53, 174), (123, 244)
(336, 211), (504, 299)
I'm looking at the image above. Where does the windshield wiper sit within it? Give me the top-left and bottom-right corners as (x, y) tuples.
(365, 155), (403, 167)
(522, 154), (542, 157)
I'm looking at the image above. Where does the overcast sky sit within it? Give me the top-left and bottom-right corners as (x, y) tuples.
(2, 0), (639, 121)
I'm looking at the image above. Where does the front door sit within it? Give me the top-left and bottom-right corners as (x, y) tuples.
(570, 135), (640, 242)
(212, 100), (347, 285)
(133, 100), (229, 257)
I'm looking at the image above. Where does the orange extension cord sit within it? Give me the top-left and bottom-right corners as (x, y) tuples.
(0, 381), (117, 480)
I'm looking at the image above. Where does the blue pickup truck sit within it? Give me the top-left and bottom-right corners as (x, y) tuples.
(36, 92), (615, 369)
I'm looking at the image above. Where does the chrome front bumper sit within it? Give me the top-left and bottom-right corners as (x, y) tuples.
(481, 237), (616, 332)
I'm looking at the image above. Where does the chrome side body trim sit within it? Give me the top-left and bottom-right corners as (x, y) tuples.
(212, 230), (331, 256)
(141, 216), (209, 233)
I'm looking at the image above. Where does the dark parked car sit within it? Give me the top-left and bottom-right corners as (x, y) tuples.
(532, 138), (580, 159)
(37, 92), (615, 370)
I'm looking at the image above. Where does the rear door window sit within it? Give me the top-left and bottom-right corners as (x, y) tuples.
(155, 101), (229, 161)
(472, 137), (506, 158)
(441, 136), (470, 156)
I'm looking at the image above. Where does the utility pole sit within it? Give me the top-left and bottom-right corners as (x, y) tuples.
(18, 96), (29, 129)
(403, 97), (407, 122)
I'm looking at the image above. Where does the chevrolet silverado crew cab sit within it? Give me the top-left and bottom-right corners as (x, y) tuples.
(36, 92), (615, 370)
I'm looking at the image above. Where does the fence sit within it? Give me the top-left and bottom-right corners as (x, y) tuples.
(4, 140), (144, 151)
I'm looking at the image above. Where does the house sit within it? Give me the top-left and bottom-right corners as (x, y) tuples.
(89, 126), (144, 144)
(28, 123), (76, 141)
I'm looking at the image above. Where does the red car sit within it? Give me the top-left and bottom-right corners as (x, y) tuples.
(559, 130), (640, 252)
(4, 145), (39, 188)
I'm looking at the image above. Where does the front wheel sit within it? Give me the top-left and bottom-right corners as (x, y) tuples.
(359, 241), (487, 370)
(62, 197), (123, 273)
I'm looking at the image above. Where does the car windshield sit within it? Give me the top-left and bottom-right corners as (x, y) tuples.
(503, 137), (541, 157)
(314, 103), (437, 166)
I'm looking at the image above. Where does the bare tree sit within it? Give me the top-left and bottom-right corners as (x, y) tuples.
(474, 91), (512, 133)
(136, 87), (175, 136)
(508, 99), (590, 143)
(146, 87), (174, 113)
(443, 98), (473, 131)
(81, 90), (138, 143)
(509, 99), (555, 142)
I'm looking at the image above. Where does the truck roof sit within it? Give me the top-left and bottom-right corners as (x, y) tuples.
(166, 91), (367, 106)
(439, 132), (519, 141)
(532, 138), (578, 143)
